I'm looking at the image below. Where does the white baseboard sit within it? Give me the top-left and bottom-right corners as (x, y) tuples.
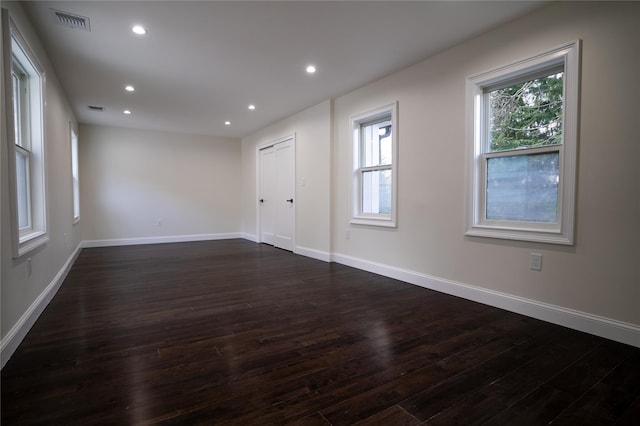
(241, 233), (258, 243)
(82, 232), (242, 248)
(332, 252), (640, 348)
(295, 245), (332, 262)
(1, 244), (82, 368)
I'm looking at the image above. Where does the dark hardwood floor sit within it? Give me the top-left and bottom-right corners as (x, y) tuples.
(2, 240), (639, 425)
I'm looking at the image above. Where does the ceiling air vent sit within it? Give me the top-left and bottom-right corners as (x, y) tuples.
(87, 105), (104, 112)
(51, 9), (91, 32)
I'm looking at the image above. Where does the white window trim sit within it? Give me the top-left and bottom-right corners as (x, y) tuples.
(465, 40), (580, 245)
(3, 10), (48, 257)
(350, 102), (398, 228)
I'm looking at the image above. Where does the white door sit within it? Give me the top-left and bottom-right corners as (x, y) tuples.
(259, 147), (276, 245)
(274, 139), (295, 251)
(259, 138), (295, 251)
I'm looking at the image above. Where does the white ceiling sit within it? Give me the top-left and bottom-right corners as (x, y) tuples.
(22, 1), (546, 139)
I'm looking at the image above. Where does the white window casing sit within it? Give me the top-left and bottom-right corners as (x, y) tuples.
(465, 41), (580, 245)
(3, 10), (48, 257)
(350, 102), (398, 228)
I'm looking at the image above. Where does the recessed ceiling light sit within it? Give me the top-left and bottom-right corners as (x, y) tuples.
(123, 110), (132, 115)
(224, 121), (231, 125)
(132, 25), (146, 35)
(306, 65), (316, 74)
(248, 104), (256, 110)
(125, 85), (135, 92)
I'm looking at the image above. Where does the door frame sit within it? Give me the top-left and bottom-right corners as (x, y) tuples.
(256, 133), (296, 252)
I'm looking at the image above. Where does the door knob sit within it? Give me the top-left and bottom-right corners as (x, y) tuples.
(260, 199), (264, 203)
(286, 198), (294, 203)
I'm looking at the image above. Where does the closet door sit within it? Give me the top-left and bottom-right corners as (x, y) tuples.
(273, 139), (294, 251)
(259, 146), (276, 245)
(259, 138), (295, 251)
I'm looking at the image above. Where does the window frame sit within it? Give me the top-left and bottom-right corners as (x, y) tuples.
(3, 10), (48, 257)
(465, 41), (580, 245)
(350, 102), (398, 228)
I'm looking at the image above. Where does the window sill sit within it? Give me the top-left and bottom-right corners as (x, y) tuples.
(465, 226), (572, 245)
(15, 231), (49, 258)
(351, 216), (397, 228)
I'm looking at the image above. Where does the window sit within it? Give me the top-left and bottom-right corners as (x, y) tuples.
(466, 41), (580, 245)
(350, 102), (398, 227)
(70, 126), (80, 222)
(3, 10), (48, 257)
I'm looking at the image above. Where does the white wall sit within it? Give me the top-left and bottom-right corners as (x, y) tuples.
(241, 100), (332, 258)
(1, 2), (81, 349)
(80, 125), (241, 243)
(332, 2), (639, 328)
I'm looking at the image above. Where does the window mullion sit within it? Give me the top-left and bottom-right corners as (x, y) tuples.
(484, 144), (561, 160)
(359, 164), (392, 173)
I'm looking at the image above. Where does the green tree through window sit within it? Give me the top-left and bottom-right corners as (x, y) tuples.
(489, 72), (563, 152)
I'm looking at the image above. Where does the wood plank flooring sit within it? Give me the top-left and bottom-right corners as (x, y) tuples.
(2, 240), (639, 425)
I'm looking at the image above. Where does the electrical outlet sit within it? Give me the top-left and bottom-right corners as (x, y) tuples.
(530, 253), (542, 271)
(345, 230), (351, 240)
(156, 217), (163, 226)
(27, 258), (32, 277)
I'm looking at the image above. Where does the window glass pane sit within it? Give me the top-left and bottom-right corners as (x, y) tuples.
(486, 152), (559, 223)
(73, 178), (80, 218)
(489, 72), (563, 152)
(362, 119), (392, 167)
(15, 150), (30, 229)
(362, 169), (392, 214)
(71, 130), (80, 219)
